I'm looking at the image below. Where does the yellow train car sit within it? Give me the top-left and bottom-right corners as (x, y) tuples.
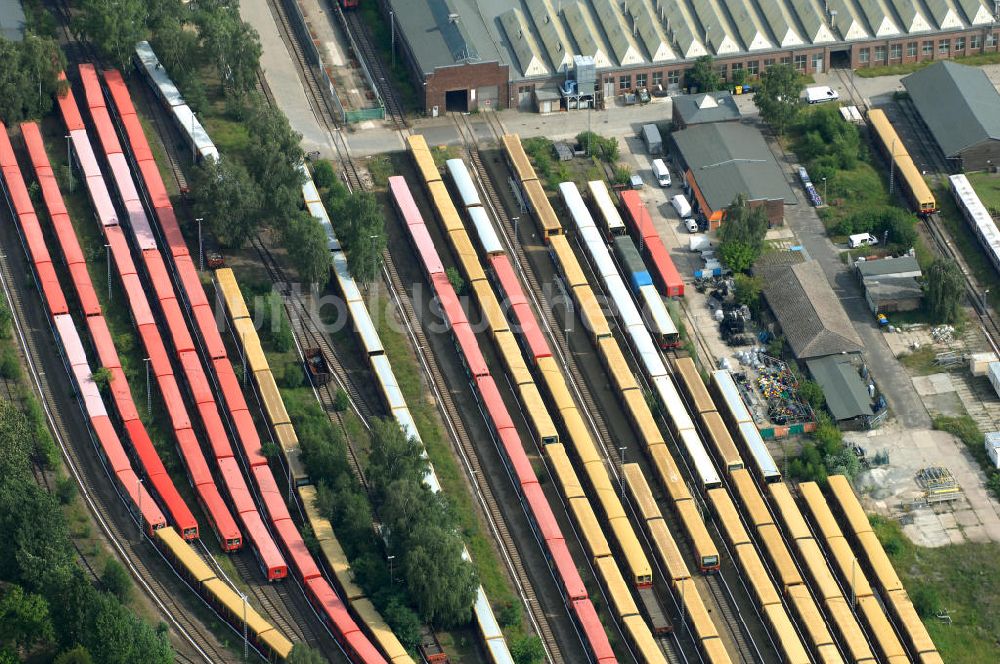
(767, 482), (811, 542)
(255, 370), (290, 426)
(427, 181), (465, 232)
(549, 235), (587, 288)
(501, 134), (536, 185)
(856, 530), (903, 593)
(599, 337), (639, 393)
(157, 527), (216, 584)
(786, 584), (836, 653)
(796, 538), (842, 602)
(494, 330), (529, 383)
(233, 317), (268, 374)
(565, 412), (602, 467)
(733, 542), (782, 608)
(354, 598), (414, 663)
(757, 524), (802, 589)
(857, 596), (906, 663)
(700, 411), (743, 472)
(275, 424), (308, 487)
(515, 381), (559, 445)
(675, 497), (720, 572)
(545, 442), (585, 499)
(595, 555), (640, 619)
(799, 481), (842, 541)
(645, 443), (689, 500)
(205, 578), (294, 657)
(761, 603), (810, 664)
(826, 596), (876, 663)
(826, 535), (872, 600)
(672, 357), (714, 415)
(573, 286), (612, 340)
(701, 637), (733, 664)
(216, 268), (251, 321)
(569, 495), (612, 559)
(471, 280), (510, 336)
(826, 475), (874, 536)
(675, 578), (718, 641)
(622, 389), (664, 449)
(522, 179), (562, 240)
(622, 614), (668, 664)
(647, 517), (690, 582)
(815, 644), (846, 664)
(536, 355), (574, 411)
(707, 488), (751, 548)
(623, 463), (659, 520)
(448, 228), (487, 284)
(407, 134), (443, 185)
(867, 109), (936, 214)
(731, 469), (773, 529)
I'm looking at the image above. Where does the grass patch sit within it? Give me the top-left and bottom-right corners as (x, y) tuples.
(967, 172), (1000, 215)
(371, 294), (518, 611)
(855, 52), (1000, 78)
(898, 345), (942, 374)
(816, 161), (892, 229)
(871, 515), (1000, 663)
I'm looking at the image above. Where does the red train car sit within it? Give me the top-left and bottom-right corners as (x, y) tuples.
(488, 254), (551, 361)
(619, 190), (684, 297)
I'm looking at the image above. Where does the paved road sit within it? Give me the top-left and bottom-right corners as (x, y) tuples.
(765, 133), (932, 428)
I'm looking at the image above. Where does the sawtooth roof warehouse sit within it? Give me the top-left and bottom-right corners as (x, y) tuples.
(380, 0), (1000, 113)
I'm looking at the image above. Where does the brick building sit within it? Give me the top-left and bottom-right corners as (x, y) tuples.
(378, 0), (1000, 115)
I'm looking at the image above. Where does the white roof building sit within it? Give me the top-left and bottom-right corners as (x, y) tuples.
(626, 0), (676, 62)
(593, 1), (646, 66)
(562, 1), (613, 68)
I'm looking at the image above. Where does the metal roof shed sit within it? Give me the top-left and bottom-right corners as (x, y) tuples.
(806, 355), (874, 427)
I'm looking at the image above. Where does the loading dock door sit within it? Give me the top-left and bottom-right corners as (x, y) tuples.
(445, 89), (468, 112)
(477, 85), (498, 110)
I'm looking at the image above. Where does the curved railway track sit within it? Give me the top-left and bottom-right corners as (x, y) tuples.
(456, 110), (770, 662)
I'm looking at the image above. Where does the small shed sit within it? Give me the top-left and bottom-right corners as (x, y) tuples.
(856, 256), (923, 313)
(534, 87), (561, 115)
(672, 92), (741, 129)
(806, 355), (875, 429)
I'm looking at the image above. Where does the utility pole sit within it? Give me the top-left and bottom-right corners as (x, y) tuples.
(390, 11), (396, 70)
(144, 358), (151, 416)
(388, 555), (395, 584)
(65, 135), (74, 190)
(619, 447), (627, 503)
(241, 593), (248, 661)
(105, 243), (112, 301)
(889, 138), (896, 194)
(196, 218), (205, 271)
(137, 478), (144, 538)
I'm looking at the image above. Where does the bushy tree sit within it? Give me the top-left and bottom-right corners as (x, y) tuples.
(733, 274), (763, 315)
(287, 644), (326, 664)
(244, 103), (304, 226)
(834, 206), (917, 249)
(754, 63), (803, 134)
(74, 0), (149, 70)
(924, 258), (964, 324)
(311, 160), (337, 190)
(100, 559), (132, 602)
(0, 585), (54, 654)
(199, 10), (262, 96)
(328, 191), (386, 285)
(511, 635), (545, 664)
(719, 194), (769, 272)
(685, 55), (721, 92)
(191, 157), (262, 248)
(282, 210), (331, 287)
(0, 35), (67, 123)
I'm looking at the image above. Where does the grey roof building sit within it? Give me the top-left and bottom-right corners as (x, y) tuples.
(673, 123), (796, 226)
(805, 355), (874, 427)
(757, 259), (864, 360)
(672, 92), (742, 128)
(1, 0), (25, 41)
(855, 256), (923, 313)
(855, 255), (922, 279)
(902, 61), (1000, 170)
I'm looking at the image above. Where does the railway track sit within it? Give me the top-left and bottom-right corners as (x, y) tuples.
(338, 5), (407, 129)
(0, 242), (230, 663)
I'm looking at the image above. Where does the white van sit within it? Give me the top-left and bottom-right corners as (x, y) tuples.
(671, 194), (692, 219)
(805, 86), (840, 104)
(652, 159), (671, 187)
(848, 233), (879, 248)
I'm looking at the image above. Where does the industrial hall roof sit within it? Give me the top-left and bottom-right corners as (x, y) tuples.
(673, 123), (795, 212)
(757, 259), (864, 360)
(902, 61), (1000, 157)
(394, 0), (1000, 81)
(805, 355), (873, 423)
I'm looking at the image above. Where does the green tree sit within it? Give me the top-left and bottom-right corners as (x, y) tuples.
(511, 634), (545, 664)
(312, 160), (336, 190)
(367, 419), (429, 506)
(382, 597), (421, 651)
(924, 258), (964, 324)
(150, 17), (200, 86)
(0, 585), (54, 653)
(91, 367), (112, 391)
(0, 35), (67, 123)
(446, 266), (465, 295)
(685, 55), (721, 92)
(612, 164), (632, 186)
(53, 645), (94, 664)
(401, 524), (477, 627)
(912, 586), (940, 618)
(0, 295), (12, 339)
(192, 158), (262, 248)
(720, 241), (757, 274)
(287, 644), (326, 664)
(244, 103), (304, 226)
(798, 379), (826, 411)
(101, 559), (131, 602)
(329, 191), (386, 285)
(282, 210), (331, 286)
(733, 273), (763, 314)
(199, 11), (262, 96)
(754, 63), (803, 135)
(74, 0), (149, 70)
(332, 388), (350, 412)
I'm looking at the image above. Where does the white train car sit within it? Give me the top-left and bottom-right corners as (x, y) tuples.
(300, 165), (513, 662)
(588, 180), (626, 237)
(711, 370), (781, 483)
(560, 181), (722, 490)
(446, 158), (482, 208)
(950, 174), (1000, 275)
(134, 41), (218, 163)
(467, 207), (503, 256)
(638, 285), (679, 349)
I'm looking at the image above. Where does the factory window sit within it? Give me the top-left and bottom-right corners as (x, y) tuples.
(518, 86), (532, 95)
(619, 75), (631, 90)
(667, 70), (679, 85)
(987, 32), (997, 48)
(955, 37), (965, 52)
(939, 39), (950, 54)
(875, 46), (886, 62)
(971, 34), (981, 49)
(716, 64), (727, 80)
(812, 53), (823, 70)
(731, 62), (743, 78)
(922, 40), (933, 56)
(636, 73), (647, 88)
(858, 48), (870, 63)
(907, 42), (917, 57)
(890, 44), (902, 60)
(793, 54), (807, 72)
(652, 71), (663, 87)
(746, 60), (759, 76)
(763, 58), (776, 70)
(780, 56), (791, 66)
